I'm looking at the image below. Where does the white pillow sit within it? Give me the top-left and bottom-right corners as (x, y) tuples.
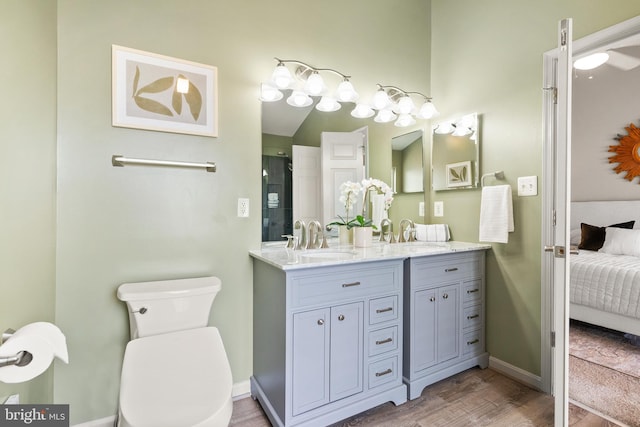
(570, 228), (581, 246)
(600, 227), (640, 257)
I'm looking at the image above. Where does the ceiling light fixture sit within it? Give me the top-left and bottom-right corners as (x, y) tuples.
(573, 52), (609, 70)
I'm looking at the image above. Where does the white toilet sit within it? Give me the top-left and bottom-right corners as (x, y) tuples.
(116, 276), (232, 427)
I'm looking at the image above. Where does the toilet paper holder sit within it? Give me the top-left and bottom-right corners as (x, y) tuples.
(0, 328), (33, 368)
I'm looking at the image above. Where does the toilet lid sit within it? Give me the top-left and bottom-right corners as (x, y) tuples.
(120, 327), (232, 427)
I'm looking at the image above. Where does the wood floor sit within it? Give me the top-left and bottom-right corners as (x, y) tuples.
(230, 367), (554, 426)
(229, 367), (618, 426)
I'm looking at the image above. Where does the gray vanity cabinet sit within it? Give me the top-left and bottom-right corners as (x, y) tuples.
(251, 258), (407, 427)
(403, 251), (489, 400)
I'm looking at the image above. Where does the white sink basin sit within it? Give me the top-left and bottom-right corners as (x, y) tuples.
(300, 250), (357, 261)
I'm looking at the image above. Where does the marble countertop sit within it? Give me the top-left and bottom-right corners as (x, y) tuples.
(249, 240), (491, 271)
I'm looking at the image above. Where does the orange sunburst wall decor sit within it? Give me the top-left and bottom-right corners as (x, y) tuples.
(609, 122), (640, 182)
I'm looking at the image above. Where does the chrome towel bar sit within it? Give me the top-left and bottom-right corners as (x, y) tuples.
(112, 155), (216, 173)
(481, 170), (505, 187)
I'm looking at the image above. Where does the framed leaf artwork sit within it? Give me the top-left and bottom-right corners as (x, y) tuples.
(445, 160), (472, 188)
(112, 45), (218, 137)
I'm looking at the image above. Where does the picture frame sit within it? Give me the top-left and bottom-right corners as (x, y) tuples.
(446, 160), (472, 188)
(112, 45), (218, 137)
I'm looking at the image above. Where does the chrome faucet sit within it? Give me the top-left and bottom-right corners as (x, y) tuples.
(293, 220), (306, 250)
(398, 218), (415, 243)
(306, 220), (323, 249)
(379, 218), (396, 243)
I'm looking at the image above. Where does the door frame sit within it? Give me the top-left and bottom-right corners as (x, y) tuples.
(541, 13), (640, 414)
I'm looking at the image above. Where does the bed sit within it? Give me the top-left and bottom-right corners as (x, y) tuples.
(570, 200), (640, 336)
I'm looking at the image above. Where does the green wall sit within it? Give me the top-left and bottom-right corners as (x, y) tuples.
(430, 0), (640, 376)
(52, 0), (429, 423)
(0, 0), (57, 405)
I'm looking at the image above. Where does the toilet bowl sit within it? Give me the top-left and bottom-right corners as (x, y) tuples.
(116, 277), (232, 427)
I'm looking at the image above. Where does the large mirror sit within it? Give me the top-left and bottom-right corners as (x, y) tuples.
(391, 130), (424, 193)
(261, 90), (425, 241)
(431, 113), (480, 191)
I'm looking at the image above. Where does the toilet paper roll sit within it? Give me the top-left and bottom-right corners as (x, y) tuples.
(17, 322), (68, 363)
(0, 322), (67, 384)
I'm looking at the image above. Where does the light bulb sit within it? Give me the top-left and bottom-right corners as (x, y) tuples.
(272, 63), (293, 89)
(304, 72), (325, 96)
(286, 90), (313, 107)
(260, 83), (283, 102)
(372, 89), (391, 110)
(316, 96), (341, 112)
(374, 109), (397, 123)
(416, 101), (438, 119)
(336, 79), (358, 102)
(396, 95), (415, 115)
(351, 103), (374, 118)
(394, 114), (416, 127)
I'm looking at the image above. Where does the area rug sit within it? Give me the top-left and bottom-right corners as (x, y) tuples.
(569, 320), (640, 426)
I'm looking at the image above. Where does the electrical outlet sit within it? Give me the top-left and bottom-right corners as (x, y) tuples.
(237, 198), (249, 217)
(419, 202), (425, 216)
(434, 201), (444, 217)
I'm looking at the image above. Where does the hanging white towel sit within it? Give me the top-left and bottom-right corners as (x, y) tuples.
(371, 194), (388, 230)
(415, 224), (450, 242)
(479, 185), (514, 243)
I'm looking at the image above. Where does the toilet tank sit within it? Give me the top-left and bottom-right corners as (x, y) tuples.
(117, 276), (221, 340)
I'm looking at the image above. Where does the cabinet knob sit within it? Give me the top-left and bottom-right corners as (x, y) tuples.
(338, 314), (345, 321)
(443, 293), (449, 299)
(317, 319), (325, 326)
(430, 296), (436, 302)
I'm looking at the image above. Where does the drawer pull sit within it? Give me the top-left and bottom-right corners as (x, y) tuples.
(445, 267), (458, 272)
(342, 281), (361, 288)
(467, 339), (480, 345)
(317, 319), (325, 326)
(442, 293), (449, 299)
(430, 296), (436, 302)
(375, 368), (393, 377)
(338, 314), (345, 321)
(467, 288), (480, 294)
(467, 314), (479, 320)
(375, 337), (393, 345)
(376, 307), (393, 314)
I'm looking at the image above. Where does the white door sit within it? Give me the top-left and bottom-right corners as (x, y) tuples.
(321, 129), (367, 228)
(543, 18), (572, 427)
(292, 145), (321, 226)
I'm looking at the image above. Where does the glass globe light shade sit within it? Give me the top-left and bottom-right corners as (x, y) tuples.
(286, 90), (313, 107)
(260, 83), (283, 102)
(351, 103), (374, 119)
(394, 114), (416, 127)
(416, 101), (438, 119)
(316, 96), (341, 112)
(336, 79), (359, 102)
(396, 95), (415, 115)
(374, 109), (397, 123)
(272, 63), (293, 89)
(372, 89), (391, 110)
(435, 122), (455, 134)
(304, 72), (325, 96)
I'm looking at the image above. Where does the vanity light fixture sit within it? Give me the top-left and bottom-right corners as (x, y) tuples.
(261, 58), (439, 126)
(263, 58), (359, 112)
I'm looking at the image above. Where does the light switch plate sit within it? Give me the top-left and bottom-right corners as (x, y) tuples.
(517, 176), (537, 196)
(434, 201), (444, 217)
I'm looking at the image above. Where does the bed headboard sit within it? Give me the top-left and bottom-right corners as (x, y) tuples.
(571, 200), (640, 230)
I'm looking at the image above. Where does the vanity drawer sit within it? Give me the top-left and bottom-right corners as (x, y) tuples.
(369, 296), (398, 324)
(368, 326), (398, 357)
(410, 255), (480, 287)
(290, 263), (401, 308)
(463, 329), (483, 355)
(368, 355), (399, 389)
(462, 280), (482, 305)
(463, 305), (482, 330)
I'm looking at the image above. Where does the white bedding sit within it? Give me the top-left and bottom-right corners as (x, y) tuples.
(570, 250), (640, 320)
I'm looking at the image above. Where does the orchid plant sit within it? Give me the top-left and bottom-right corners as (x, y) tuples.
(329, 178), (394, 229)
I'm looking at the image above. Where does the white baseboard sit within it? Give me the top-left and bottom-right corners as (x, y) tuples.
(489, 356), (543, 391)
(72, 380), (252, 427)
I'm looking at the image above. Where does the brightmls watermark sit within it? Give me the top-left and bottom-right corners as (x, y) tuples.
(0, 405), (69, 426)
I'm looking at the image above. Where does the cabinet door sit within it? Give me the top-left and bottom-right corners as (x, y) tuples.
(413, 289), (437, 371)
(292, 308), (330, 415)
(329, 302), (364, 402)
(437, 285), (459, 363)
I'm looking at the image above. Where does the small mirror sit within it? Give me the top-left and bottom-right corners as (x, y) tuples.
(431, 113), (480, 191)
(391, 130), (423, 193)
